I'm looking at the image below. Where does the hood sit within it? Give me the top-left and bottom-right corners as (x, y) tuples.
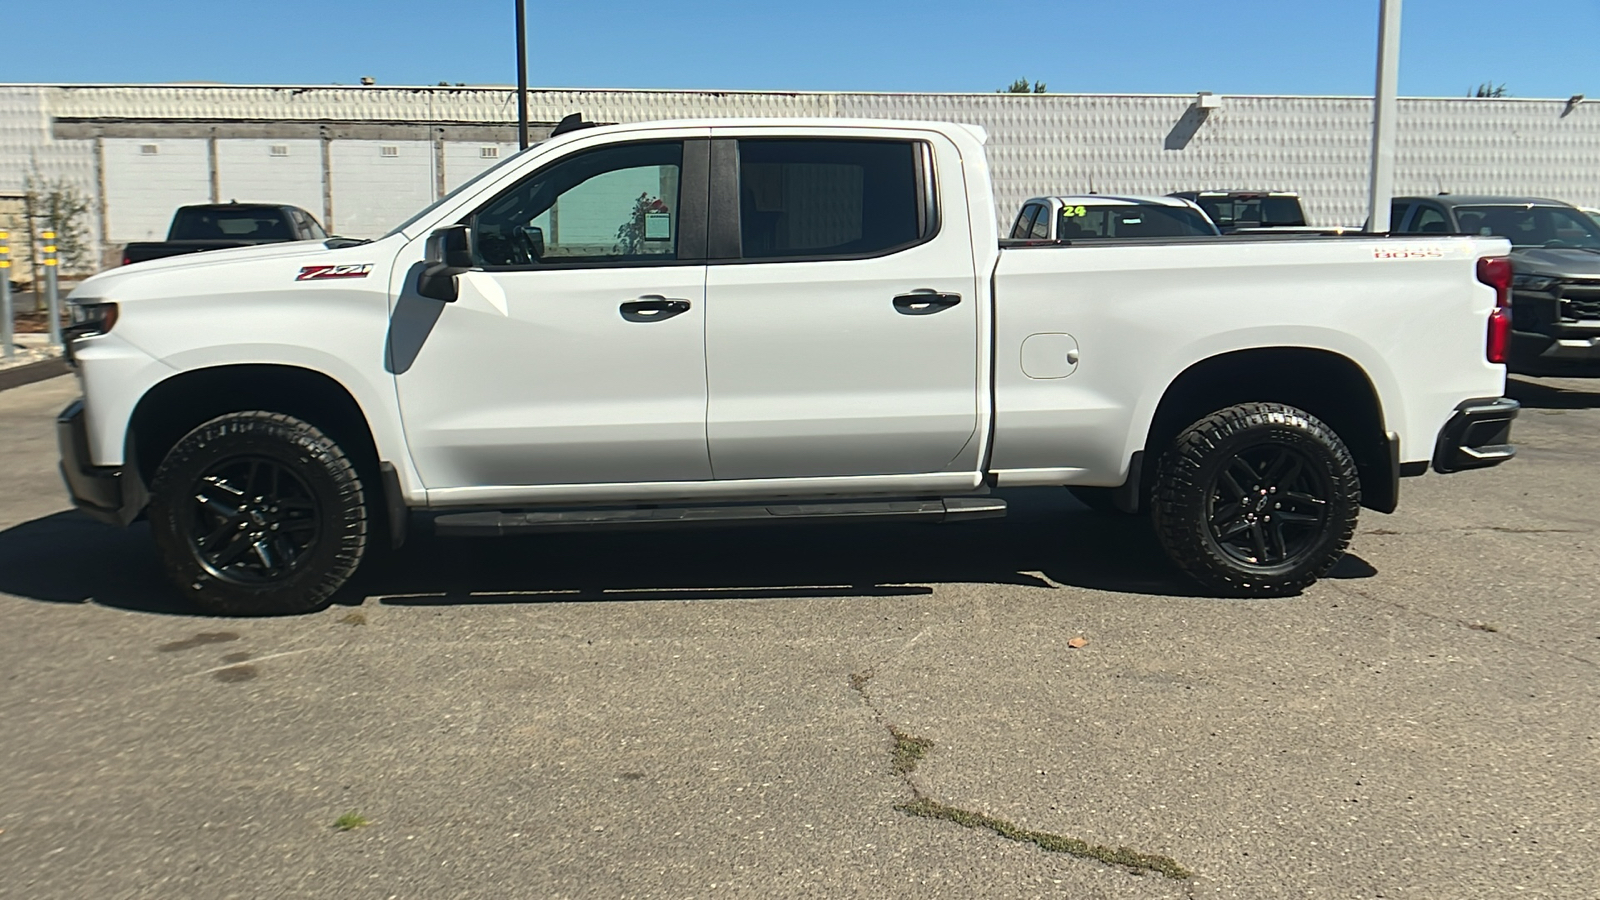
(1509, 246), (1600, 278)
(68, 238), (382, 303)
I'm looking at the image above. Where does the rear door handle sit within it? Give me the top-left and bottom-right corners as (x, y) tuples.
(893, 290), (962, 315)
(619, 296), (691, 322)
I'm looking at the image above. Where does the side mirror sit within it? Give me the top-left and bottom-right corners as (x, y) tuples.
(417, 225), (475, 302)
(520, 225), (545, 261)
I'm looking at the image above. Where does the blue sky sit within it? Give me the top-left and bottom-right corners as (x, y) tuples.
(4, 0), (1596, 99)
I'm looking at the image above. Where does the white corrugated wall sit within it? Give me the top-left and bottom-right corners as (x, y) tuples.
(3, 83), (1599, 265)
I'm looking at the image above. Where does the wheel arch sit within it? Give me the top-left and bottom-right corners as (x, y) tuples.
(1139, 347), (1398, 513)
(128, 364), (383, 490)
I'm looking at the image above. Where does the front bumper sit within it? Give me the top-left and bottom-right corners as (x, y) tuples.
(57, 400), (146, 526)
(1432, 397), (1519, 474)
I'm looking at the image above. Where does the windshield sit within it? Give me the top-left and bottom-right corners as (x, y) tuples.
(1195, 195), (1305, 228)
(1452, 204), (1600, 249)
(383, 146), (537, 238)
(1058, 204), (1218, 239)
(168, 206), (294, 241)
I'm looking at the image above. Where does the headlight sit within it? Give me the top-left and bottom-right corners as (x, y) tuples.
(1511, 274), (1556, 292)
(65, 302), (118, 338)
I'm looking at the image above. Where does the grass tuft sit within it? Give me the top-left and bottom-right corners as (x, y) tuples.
(895, 797), (1192, 880)
(333, 810), (370, 831)
(889, 726), (933, 776)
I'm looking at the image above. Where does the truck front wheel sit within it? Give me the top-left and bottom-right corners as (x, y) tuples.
(1152, 402), (1359, 596)
(148, 412), (369, 616)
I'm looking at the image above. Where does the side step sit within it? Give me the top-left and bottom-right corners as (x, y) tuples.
(432, 497), (1007, 537)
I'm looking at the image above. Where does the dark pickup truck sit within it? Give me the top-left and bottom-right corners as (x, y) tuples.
(121, 203), (327, 266)
(1392, 194), (1600, 376)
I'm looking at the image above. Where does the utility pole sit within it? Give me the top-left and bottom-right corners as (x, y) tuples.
(1366, 0), (1402, 232)
(515, 0), (530, 150)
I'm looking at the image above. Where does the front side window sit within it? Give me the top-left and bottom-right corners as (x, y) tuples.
(737, 139), (925, 259)
(470, 141), (683, 267)
(1453, 205), (1600, 249)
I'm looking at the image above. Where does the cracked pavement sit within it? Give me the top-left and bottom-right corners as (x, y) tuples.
(1, 373), (1597, 899)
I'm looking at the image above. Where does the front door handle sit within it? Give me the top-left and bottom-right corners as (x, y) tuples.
(893, 290), (962, 315)
(619, 296), (691, 323)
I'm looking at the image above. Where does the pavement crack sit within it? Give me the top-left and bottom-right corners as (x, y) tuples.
(848, 668), (1195, 881)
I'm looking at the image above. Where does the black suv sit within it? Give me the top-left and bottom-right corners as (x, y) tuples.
(1392, 195), (1600, 376)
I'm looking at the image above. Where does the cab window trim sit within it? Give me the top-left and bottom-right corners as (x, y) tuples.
(706, 136), (942, 266)
(464, 138), (709, 272)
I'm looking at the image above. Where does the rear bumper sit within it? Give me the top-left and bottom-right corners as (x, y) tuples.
(1432, 397), (1519, 474)
(57, 400), (146, 526)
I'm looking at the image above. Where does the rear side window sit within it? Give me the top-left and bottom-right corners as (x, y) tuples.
(1010, 204), (1042, 239)
(737, 139), (927, 259)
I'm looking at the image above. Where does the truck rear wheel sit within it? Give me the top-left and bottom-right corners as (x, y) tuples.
(148, 412), (368, 616)
(1151, 402), (1359, 596)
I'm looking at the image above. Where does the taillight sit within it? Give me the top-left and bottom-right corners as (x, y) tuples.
(120, 254), (131, 266)
(1477, 256), (1512, 364)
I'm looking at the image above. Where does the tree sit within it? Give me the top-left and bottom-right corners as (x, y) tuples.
(1000, 78), (1047, 94)
(22, 173), (94, 275)
(1471, 81), (1508, 98)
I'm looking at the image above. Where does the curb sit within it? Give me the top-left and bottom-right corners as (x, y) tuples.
(0, 357), (70, 392)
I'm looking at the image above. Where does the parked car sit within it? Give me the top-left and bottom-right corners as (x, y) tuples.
(60, 117), (1517, 615)
(1009, 195), (1219, 241)
(1391, 194), (1600, 375)
(1168, 191), (1308, 233)
(121, 203), (328, 266)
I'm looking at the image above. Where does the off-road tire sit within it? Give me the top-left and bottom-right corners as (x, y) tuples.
(1152, 402), (1359, 596)
(148, 412), (368, 616)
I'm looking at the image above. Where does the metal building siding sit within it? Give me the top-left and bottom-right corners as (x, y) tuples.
(216, 139), (324, 218)
(9, 84), (1600, 250)
(442, 142), (520, 192)
(102, 138), (210, 242)
(327, 140), (434, 239)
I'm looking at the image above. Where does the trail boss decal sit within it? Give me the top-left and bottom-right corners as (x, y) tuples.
(296, 264), (373, 281)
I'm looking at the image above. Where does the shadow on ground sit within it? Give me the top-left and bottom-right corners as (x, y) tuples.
(1507, 376), (1600, 410)
(0, 489), (1379, 616)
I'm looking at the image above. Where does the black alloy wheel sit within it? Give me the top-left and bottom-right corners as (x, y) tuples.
(186, 457), (322, 585)
(1204, 444), (1330, 567)
(1152, 402), (1360, 596)
(149, 411), (369, 616)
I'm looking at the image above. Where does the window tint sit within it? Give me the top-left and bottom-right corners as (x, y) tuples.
(1452, 204), (1600, 248)
(1390, 201), (1414, 230)
(168, 206), (295, 241)
(1057, 204), (1217, 238)
(1010, 204), (1041, 239)
(1410, 206), (1449, 234)
(470, 141), (683, 267)
(737, 139), (924, 259)
(1028, 206), (1052, 239)
(302, 212), (327, 239)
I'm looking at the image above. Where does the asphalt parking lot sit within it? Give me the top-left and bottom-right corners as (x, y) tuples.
(1, 373), (1597, 899)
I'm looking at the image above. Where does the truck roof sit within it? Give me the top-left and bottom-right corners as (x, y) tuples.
(1398, 195), (1574, 208)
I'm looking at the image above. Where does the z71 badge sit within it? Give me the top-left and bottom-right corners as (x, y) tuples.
(296, 264), (373, 281)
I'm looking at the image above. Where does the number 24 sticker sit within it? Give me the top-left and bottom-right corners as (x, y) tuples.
(1061, 205), (1088, 217)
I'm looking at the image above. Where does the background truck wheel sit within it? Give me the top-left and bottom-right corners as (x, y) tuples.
(1151, 402), (1359, 596)
(1067, 486), (1132, 514)
(148, 412), (368, 616)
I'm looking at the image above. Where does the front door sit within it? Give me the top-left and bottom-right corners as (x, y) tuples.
(393, 138), (712, 491)
(702, 132), (982, 480)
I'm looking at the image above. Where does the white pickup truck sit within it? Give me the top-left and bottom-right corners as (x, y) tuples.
(58, 117), (1520, 616)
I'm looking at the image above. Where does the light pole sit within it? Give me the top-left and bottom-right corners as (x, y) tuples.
(515, 0), (530, 150)
(1366, 0), (1402, 232)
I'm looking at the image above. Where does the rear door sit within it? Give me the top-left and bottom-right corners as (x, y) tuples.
(701, 129), (981, 481)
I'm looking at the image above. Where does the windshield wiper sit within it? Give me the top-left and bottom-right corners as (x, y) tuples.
(324, 236), (372, 249)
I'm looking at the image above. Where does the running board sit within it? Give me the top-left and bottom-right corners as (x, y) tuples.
(432, 497), (1008, 537)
